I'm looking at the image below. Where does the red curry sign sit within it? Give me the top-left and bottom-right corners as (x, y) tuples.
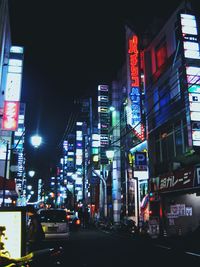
(128, 35), (139, 87)
(127, 34), (144, 141)
(159, 167), (195, 192)
(2, 101), (19, 131)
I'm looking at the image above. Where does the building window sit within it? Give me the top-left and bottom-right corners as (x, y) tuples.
(169, 70), (181, 101)
(174, 121), (185, 156)
(155, 37), (168, 70)
(157, 128), (175, 163)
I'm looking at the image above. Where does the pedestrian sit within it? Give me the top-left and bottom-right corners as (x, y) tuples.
(26, 205), (45, 252)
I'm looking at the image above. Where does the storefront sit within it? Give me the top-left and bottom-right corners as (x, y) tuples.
(158, 166), (200, 236)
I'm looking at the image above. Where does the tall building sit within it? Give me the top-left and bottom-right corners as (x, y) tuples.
(0, 1), (24, 206)
(144, 1), (200, 237)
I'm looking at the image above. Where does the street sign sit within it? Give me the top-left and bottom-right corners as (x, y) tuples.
(134, 152), (147, 170)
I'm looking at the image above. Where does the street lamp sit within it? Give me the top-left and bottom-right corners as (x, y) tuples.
(72, 173), (77, 210)
(1, 132), (42, 207)
(30, 135), (42, 148)
(130, 155), (140, 227)
(28, 170), (35, 178)
(2, 140), (9, 207)
(105, 150), (115, 161)
(91, 167), (107, 218)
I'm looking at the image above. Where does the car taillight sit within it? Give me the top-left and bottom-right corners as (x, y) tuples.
(76, 219), (80, 225)
(66, 215), (70, 220)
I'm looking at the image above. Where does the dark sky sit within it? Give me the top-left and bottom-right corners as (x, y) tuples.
(8, 0), (199, 179)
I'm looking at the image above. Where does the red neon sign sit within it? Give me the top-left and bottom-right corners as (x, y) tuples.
(128, 35), (139, 87)
(2, 101), (19, 131)
(128, 34), (145, 141)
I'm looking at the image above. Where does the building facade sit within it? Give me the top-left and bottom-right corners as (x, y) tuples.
(144, 1), (200, 236)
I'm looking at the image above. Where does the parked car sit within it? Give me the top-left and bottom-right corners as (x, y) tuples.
(37, 208), (70, 239)
(66, 210), (81, 231)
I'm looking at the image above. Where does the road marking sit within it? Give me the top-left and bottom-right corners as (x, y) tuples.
(154, 244), (171, 250)
(185, 251), (200, 257)
(102, 230), (110, 234)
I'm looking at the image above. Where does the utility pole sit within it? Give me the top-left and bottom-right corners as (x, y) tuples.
(82, 133), (86, 227)
(132, 157), (139, 227)
(2, 141), (9, 207)
(92, 168), (107, 218)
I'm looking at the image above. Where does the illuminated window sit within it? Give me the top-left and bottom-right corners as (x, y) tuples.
(155, 38), (167, 69)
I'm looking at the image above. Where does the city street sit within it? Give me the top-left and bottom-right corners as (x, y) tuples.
(40, 227), (200, 267)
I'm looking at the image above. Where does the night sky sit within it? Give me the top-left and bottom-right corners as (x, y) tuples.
(8, 0), (200, 180)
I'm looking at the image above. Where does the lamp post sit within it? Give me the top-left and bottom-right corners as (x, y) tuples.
(1, 133), (42, 207)
(2, 132), (25, 207)
(2, 141), (9, 207)
(30, 135), (42, 148)
(131, 158), (140, 227)
(28, 170), (35, 178)
(133, 176), (139, 227)
(72, 173), (77, 210)
(91, 167), (107, 218)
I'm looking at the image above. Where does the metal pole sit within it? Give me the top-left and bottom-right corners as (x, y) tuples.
(82, 134), (86, 227)
(132, 156), (139, 227)
(2, 141), (9, 207)
(104, 179), (107, 218)
(92, 168), (107, 218)
(125, 170), (129, 216)
(135, 177), (139, 227)
(73, 181), (76, 210)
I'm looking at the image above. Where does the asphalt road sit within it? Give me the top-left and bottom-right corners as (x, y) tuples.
(39, 228), (200, 267)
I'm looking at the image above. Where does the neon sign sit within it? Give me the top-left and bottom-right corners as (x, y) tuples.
(128, 35), (139, 87)
(128, 35), (144, 141)
(2, 101), (19, 131)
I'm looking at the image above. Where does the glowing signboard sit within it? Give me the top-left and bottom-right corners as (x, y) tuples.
(98, 85), (109, 164)
(3, 46), (23, 132)
(0, 210), (23, 258)
(5, 60), (22, 102)
(127, 34), (144, 141)
(2, 101), (19, 131)
(181, 14), (200, 146)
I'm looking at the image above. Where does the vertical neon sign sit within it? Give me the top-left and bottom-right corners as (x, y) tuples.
(128, 35), (144, 141)
(2, 46), (23, 131)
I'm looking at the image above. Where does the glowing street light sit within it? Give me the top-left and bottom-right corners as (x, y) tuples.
(30, 135), (42, 148)
(28, 170), (35, 178)
(27, 185), (32, 191)
(105, 149), (115, 161)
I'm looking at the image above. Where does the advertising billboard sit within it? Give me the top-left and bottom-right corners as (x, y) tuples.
(0, 207), (26, 258)
(180, 14), (200, 146)
(126, 26), (144, 141)
(2, 101), (20, 131)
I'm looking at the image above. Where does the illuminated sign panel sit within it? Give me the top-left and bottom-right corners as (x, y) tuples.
(0, 210), (23, 258)
(181, 14), (200, 146)
(0, 136), (11, 160)
(3, 46), (23, 132)
(5, 62), (22, 102)
(98, 85), (109, 164)
(127, 33), (144, 141)
(10, 46), (24, 54)
(2, 101), (19, 131)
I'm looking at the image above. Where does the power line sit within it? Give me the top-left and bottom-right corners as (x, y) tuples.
(110, 73), (200, 146)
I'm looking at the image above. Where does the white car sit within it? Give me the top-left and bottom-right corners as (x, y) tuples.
(37, 208), (70, 239)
